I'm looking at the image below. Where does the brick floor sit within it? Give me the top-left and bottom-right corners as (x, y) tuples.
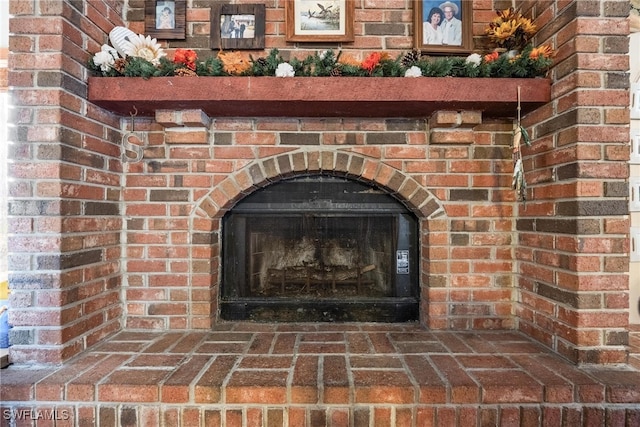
(1, 323), (640, 426)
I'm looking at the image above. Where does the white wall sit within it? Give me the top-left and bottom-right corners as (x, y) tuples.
(0, 0), (7, 48)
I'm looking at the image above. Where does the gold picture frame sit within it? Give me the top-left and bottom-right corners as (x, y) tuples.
(414, 0), (472, 54)
(285, 0), (354, 43)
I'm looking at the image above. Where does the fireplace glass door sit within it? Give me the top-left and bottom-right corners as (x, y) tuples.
(221, 176), (419, 322)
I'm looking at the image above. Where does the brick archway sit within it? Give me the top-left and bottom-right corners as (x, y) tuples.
(188, 149), (445, 328)
(194, 149), (445, 220)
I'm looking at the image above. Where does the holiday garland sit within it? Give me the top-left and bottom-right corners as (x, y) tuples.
(89, 45), (553, 80)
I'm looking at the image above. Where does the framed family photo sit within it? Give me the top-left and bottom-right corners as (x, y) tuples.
(210, 3), (266, 50)
(145, 0), (186, 39)
(414, 0), (472, 54)
(285, 0), (354, 42)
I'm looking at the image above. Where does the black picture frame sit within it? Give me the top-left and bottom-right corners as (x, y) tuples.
(414, 0), (472, 54)
(210, 3), (266, 50)
(145, 0), (186, 40)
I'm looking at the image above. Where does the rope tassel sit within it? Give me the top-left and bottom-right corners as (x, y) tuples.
(513, 86), (527, 203)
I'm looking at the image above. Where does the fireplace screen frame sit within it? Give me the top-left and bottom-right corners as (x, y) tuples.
(220, 176), (419, 322)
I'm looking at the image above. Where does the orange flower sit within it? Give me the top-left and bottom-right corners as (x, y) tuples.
(484, 51), (500, 63)
(337, 53), (361, 67)
(218, 50), (252, 75)
(361, 52), (382, 72)
(174, 49), (197, 70)
(529, 45), (554, 60)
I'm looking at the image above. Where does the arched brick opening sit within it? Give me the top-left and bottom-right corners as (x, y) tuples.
(190, 149), (446, 327)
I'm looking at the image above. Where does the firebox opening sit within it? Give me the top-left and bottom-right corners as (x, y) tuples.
(221, 176), (419, 322)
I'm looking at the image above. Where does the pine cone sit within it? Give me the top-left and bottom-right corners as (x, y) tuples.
(113, 58), (128, 74)
(175, 67), (198, 77)
(402, 50), (421, 68)
(330, 67), (342, 77)
(255, 57), (268, 68)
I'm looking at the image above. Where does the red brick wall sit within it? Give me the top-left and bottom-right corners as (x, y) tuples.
(123, 0), (503, 62)
(123, 110), (515, 333)
(515, 1), (631, 364)
(6, 0), (631, 365)
(7, 0), (127, 363)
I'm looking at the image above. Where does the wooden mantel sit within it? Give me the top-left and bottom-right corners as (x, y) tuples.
(87, 76), (551, 118)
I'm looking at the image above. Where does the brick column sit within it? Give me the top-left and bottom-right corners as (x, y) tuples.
(6, 1), (126, 364)
(516, 0), (630, 363)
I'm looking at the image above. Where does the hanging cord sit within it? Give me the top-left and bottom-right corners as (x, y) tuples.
(512, 86), (530, 204)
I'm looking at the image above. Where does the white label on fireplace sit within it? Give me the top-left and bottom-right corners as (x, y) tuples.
(396, 250), (409, 274)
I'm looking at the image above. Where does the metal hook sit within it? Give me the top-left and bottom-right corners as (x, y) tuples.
(122, 105), (146, 163)
(130, 106), (138, 132)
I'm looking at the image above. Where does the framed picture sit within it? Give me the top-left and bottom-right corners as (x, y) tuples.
(414, 0), (472, 54)
(210, 3), (266, 50)
(145, 0), (186, 39)
(285, 0), (354, 43)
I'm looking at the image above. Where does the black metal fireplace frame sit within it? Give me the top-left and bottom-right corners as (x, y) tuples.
(220, 175), (420, 322)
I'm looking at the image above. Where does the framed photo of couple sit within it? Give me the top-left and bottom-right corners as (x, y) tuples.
(414, 0), (472, 54)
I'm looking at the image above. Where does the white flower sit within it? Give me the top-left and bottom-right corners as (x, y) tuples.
(93, 44), (119, 72)
(465, 53), (482, 67)
(275, 62), (295, 77)
(122, 34), (166, 65)
(404, 66), (422, 78)
(505, 50), (519, 59)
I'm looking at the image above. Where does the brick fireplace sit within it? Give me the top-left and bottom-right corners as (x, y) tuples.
(3, 0), (633, 370)
(115, 103), (519, 332)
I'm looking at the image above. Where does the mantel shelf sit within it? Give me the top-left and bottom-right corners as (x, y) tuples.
(87, 76), (551, 118)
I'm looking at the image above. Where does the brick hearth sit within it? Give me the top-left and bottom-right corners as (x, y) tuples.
(1, 323), (640, 426)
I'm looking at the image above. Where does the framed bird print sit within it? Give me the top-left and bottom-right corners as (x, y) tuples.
(285, 0), (354, 42)
(414, 0), (472, 54)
